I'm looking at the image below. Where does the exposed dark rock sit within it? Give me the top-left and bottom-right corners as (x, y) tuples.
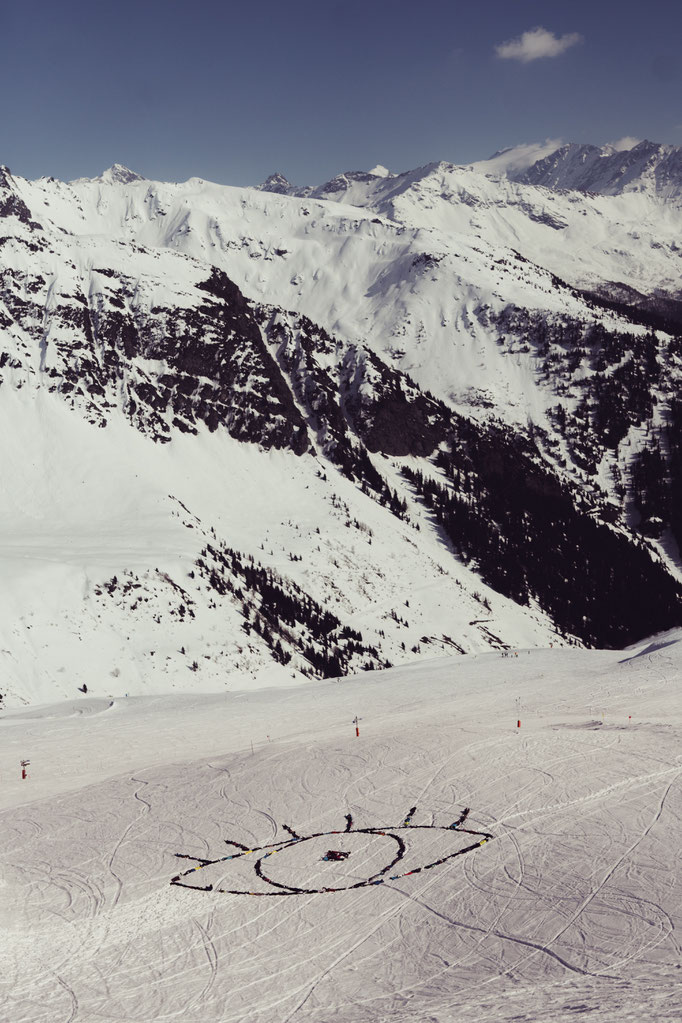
(341, 348), (450, 457)
(0, 167), (42, 230)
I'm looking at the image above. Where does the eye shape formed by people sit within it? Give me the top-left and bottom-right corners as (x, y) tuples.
(170, 807), (493, 896)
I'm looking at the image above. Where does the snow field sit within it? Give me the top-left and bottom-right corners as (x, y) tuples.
(0, 389), (557, 708)
(0, 638), (680, 1021)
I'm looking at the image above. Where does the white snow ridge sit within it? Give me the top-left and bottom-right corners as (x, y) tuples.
(0, 144), (681, 1021)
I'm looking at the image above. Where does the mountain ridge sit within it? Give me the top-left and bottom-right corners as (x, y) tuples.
(2, 143), (682, 704)
(254, 137), (682, 204)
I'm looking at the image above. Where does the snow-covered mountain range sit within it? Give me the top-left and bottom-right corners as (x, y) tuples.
(2, 137), (682, 705)
(264, 137), (682, 205)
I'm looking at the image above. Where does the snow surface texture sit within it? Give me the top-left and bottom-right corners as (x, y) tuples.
(1, 638), (680, 1021)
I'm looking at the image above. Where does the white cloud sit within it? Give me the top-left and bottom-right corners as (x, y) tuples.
(607, 136), (642, 152)
(495, 27), (583, 64)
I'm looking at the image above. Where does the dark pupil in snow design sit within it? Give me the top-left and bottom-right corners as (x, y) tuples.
(170, 806), (493, 896)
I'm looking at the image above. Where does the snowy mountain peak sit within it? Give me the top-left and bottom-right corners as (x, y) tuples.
(101, 163), (145, 184)
(71, 163), (146, 185)
(255, 171), (297, 194)
(256, 166), (394, 198)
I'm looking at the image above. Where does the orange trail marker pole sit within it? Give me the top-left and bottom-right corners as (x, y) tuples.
(353, 715), (360, 737)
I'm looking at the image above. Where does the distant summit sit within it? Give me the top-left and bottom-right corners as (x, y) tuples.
(254, 171), (298, 195)
(100, 164), (145, 184)
(255, 166), (395, 199)
(71, 164), (145, 186)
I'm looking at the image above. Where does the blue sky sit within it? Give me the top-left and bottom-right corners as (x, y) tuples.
(1, 0), (680, 185)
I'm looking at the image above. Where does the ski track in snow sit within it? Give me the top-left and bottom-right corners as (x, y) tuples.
(0, 641), (681, 1022)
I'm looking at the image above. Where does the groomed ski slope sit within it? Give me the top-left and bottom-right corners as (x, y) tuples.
(0, 637), (680, 1022)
